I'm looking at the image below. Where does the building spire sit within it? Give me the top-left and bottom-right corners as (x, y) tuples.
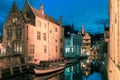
(59, 16), (62, 26)
(26, 0), (29, 4)
(22, 0), (31, 13)
(71, 23), (74, 33)
(81, 24), (84, 34)
(10, 1), (19, 13)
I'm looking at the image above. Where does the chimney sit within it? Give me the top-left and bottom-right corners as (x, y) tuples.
(59, 16), (62, 26)
(40, 4), (44, 15)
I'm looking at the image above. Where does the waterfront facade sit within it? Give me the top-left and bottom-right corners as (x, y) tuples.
(64, 33), (82, 58)
(80, 25), (91, 55)
(3, 1), (64, 64)
(81, 25), (91, 49)
(108, 0), (120, 80)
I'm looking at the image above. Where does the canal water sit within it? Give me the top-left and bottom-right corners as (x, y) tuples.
(2, 61), (103, 80)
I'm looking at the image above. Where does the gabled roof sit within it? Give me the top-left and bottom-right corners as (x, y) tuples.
(23, 0), (59, 25)
(83, 32), (91, 38)
(10, 1), (19, 13)
(4, 1), (26, 25)
(31, 7), (59, 24)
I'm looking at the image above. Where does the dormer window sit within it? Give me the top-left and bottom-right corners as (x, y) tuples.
(11, 13), (17, 23)
(13, 17), (17, 23)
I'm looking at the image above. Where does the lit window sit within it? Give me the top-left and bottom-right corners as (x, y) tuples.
(65, 48), (68, 53)
(71, 48), (73, 52)
(13, 41), (22, 54)
(13, 17), (17, 23)
(68, 48), (70, 52)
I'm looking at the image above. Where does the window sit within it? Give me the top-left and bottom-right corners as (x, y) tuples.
(55, 28), (57, 32)
(44, 23), (46, 28)
(44, 45), (47, 53)
(28, 56), (34, 61)
(7, 28), (12, 39)
(60, 38), (62, 43)
(39, 22), (41, 27)
(16, 28), (22, 39)
(86, 39), (89, 41)
(43, 33), (46, 40)
(71, 47), (74, 52)
(13, 17), (17, 23)
(55, 39), (57, 42)
(115, 14), (117, 24)
(60, 48), (62, 53)
(13, 41), (22, 54)
(56, 46), (58, 52)
(50, 30), (52, 33)
(30, 45), (34, 54)
(37, 31), (40, 40)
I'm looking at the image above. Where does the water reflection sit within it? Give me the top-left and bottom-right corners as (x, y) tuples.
(64, 63), (82, 80)
(2, 60), (104, 80)
(82, 72), (102, 80)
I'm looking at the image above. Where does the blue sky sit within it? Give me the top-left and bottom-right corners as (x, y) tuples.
(82, 72), (102, 80)
(0, 0), (109, 34)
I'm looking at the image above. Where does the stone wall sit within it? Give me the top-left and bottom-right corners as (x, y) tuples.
(0, 56), (21, 69)
(107, 57), (120, 80)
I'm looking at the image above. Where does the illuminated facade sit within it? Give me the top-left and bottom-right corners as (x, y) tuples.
(108, 0), (120, 80)
(3, 1), (64, 64)
(64, 33), (82, 58)
(81, 25), (91, 49)
(80, 25), (91, 55)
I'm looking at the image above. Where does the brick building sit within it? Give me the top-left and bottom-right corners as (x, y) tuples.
(3, 1), (64, 64)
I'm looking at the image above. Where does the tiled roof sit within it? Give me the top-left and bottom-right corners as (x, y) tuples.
(31, 7), (59, 25)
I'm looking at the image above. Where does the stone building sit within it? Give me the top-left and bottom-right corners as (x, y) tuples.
(108, 0), (120, 80)
(3, 1), (64, 64)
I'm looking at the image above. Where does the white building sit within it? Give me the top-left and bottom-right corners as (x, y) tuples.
(64, 33), (82, 58)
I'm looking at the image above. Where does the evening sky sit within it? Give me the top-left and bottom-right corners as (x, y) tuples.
(0, 0), (109, 34)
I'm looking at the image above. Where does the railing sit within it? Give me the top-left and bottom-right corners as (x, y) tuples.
(0, 64), (29, 79)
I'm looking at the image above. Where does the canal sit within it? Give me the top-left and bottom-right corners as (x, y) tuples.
(2, 60), (104, 80)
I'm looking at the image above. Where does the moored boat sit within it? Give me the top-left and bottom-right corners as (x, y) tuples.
(34, 63), (65, 75)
